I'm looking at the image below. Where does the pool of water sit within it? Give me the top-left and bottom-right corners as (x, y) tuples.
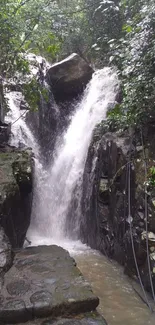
(74, 249), (155, 325)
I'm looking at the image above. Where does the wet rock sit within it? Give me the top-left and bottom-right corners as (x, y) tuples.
(81, 128), (155, 294)
(0, 123), (11, 145)
(12, 150), (32, 194)
(140, 252), (155, 293)
(46, 53), (94, 101)
(21, 55), (59, 161)
(30, 290), (53, 318)
(0, 299), (30, 323)
(17, 313), (107, 325)
(41, 316), (107, 325)
(141, 231), (155, 245)
(99, 179), (109, 204)
(0, 245), (100, 323)
(81, 132), (131, 257)
(7, 280), (30, 296)
(0, 79), (11, 145)
(0, 78), (5, 123)
(20, 100), (29, 110)
(0, 149), (33, 247)
(0, 227), (12, 274)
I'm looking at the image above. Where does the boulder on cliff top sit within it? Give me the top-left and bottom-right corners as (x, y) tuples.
(46, 53), (94, 101)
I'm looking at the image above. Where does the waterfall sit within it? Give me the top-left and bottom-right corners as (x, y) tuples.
(5, 91), (39, 157)
(27, 68), (119, 247)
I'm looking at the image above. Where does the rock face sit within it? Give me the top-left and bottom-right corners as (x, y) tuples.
(0, 245), (104, 324)
(0, 79), (4, 123)
(0, 79), (11, 146)
(0, 123), (11, 146)
(0, 227), (13, 275)
(46, 53), (94, 101)
(0, 149), (33, 248)
(81, 126), (155, 294)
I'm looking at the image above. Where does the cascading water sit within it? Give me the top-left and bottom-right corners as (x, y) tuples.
(27, 68), (119, 246)
(5, 91), (39, 154)
(5, 53), (49, 156)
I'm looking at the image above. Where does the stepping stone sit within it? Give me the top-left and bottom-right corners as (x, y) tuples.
(0, 245), (100, 324)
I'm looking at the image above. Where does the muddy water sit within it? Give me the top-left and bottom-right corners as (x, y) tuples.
(73, 249), (155, 325)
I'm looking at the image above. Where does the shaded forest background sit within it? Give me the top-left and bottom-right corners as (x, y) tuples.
(1, 0), (155, 128)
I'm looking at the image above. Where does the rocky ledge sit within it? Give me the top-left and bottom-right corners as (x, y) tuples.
(17, 313), (106, 325)
(0, 148), (33, 248)
(0, 245), (107, 325)
(46, 53), (94, 102)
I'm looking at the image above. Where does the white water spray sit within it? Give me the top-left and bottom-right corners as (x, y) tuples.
(28, 68), (119, 246)
(5, 91), (39, 156)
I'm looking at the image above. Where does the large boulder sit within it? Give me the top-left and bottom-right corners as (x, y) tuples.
(0, 245), (100, 324)
(0, 149), (33, 248)
(46, 53), (94, 101)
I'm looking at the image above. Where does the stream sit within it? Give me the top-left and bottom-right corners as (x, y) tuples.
(74, 248), (155, 325)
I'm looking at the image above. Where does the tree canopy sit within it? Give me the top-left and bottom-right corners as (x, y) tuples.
(1, 0), (155, 128)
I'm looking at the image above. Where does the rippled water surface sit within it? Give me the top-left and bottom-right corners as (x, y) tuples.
(73, 248), (155, 325)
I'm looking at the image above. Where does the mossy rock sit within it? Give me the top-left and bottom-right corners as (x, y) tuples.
(12, 150), (32, 193)
(0, 150), (32, 202)
(0, 152), (20, 205)
(0, 149), (33, 247)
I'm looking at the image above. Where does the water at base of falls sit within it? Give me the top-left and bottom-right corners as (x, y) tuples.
(75, 249), (155, 325)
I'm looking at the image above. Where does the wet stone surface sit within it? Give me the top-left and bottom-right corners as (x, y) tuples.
(16, 312), (107, 325)
(42, 316), (107, 325)
(7, 280), (30, 296)
(0, 227), (12, 274)
(0, 245), (100, 324)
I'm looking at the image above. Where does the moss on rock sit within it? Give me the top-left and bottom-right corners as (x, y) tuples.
(0, 149), (33, 247)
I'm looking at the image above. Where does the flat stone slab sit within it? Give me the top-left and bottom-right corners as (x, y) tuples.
(17, 313), (107, 325)
(0, 245), (99, 324)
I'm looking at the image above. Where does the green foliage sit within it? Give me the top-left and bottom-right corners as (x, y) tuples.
(109, 0), (155, 129)
(83, 0), (123, 65)
(23, 78), (49, 111)
(1, 0), (155, 126)
(147, 167), (155, 188)
(0, 0), (61, 77)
